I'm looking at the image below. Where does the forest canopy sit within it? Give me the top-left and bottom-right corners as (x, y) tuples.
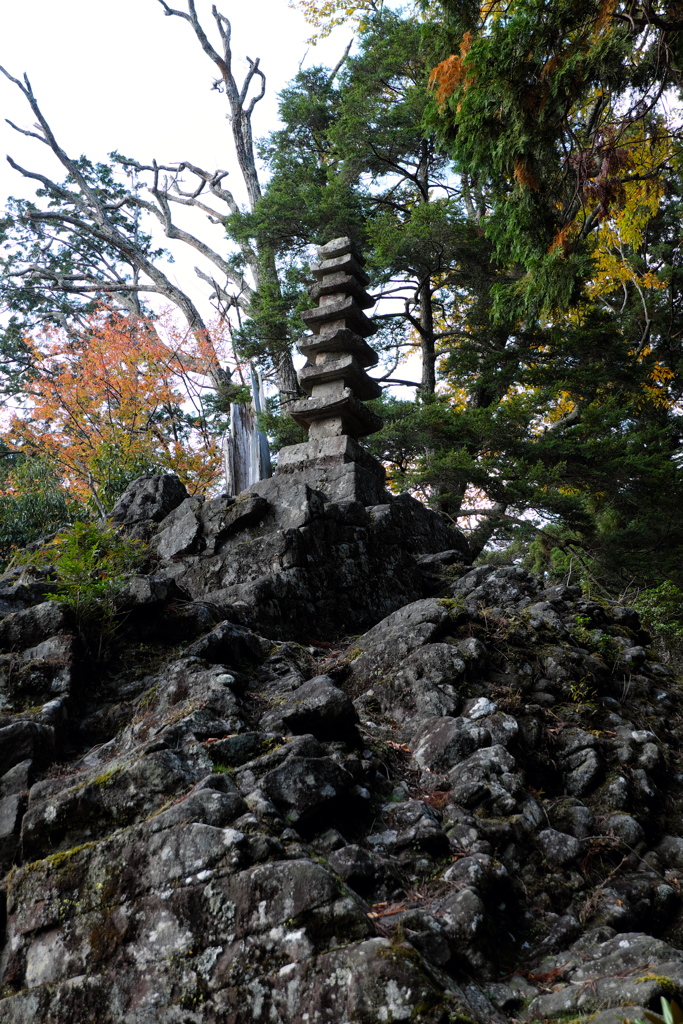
(0, 0), (682, 618)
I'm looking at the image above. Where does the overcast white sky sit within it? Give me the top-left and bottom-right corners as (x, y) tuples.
(0, 1), (423, 396)
(0, 0), (353, 316)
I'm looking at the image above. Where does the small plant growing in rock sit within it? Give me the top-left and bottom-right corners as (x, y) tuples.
(571, 619), (620, 665)
(16, 520), (147, 661)
(632, 996), (683, 1024)
(566, 676), (598, 713)
(633, 582), (683, 663)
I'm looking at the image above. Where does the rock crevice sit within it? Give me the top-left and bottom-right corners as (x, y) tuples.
(0, 472), (682, 1024)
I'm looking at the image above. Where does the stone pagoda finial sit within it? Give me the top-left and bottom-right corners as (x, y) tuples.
(274, 236), (387, 506)
(289, 236), (383, 440)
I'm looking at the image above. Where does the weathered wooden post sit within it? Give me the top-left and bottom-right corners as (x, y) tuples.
(223, 365), (272, 495)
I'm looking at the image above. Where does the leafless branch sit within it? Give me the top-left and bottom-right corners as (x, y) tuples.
(130, 186), (252, 302)
(0, 67), (109, 224)
(194, 266), (240, 319)
(327, 38), (353, 85)
(377, 377), (421, 387)
(164, 191), (225, 222)
(2, 2), (301, 404)
(0, 75), (232, 386)
(4, 119), (48, 146)
(5, 156), (89, 213)
(149, 1), (299, 401)
(543, 399), (585, 433)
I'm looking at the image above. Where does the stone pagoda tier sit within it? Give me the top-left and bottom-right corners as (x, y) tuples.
(274, 236), (388, 506)
(291, 236), (382, 439)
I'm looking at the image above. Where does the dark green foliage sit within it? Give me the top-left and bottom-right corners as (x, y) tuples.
(2, 0), (683, 608)
(426, 0), (678, 316)
(237, 66), (366, 255)
(16, 520), (147, 661)
(0, 456), (87, 566)
(633, 583), (683, 650)
(364, 0), (683, 590)
(230, 259), (315, 370)
(224, 67), (367, 392)
(247, 10), (468, 395)
(242, 2), (683, 596)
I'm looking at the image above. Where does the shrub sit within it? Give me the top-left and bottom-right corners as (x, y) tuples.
(16, 520), (147, 661)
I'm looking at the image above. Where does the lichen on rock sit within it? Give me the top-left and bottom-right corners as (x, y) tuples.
(1, 470), (683, 1023)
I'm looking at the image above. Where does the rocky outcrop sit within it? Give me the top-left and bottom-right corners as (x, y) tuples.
(110, 471), (470, 641)
(1, 473), (683, 1023)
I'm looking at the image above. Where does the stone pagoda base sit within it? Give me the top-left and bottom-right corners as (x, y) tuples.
(275, 435), (388, 506)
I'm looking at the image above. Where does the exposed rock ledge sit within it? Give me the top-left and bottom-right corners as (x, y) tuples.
(0, 471), (682, 1023)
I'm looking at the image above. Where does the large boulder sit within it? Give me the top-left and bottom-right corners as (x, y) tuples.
(2, 467), (683, 1024)
(109, 472), (189, 533)
(259, 675), (358, 739)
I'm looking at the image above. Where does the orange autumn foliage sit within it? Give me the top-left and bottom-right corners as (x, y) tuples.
(9, 309), (224, 506)
(513, 159), (539, 190)
(429, 31), (474, 105)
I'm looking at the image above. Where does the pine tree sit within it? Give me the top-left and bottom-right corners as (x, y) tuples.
(283, 1), (683, 586)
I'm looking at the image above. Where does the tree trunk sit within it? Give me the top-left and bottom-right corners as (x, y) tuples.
(157, 2), (301, 410)
(251, 249), (301, 409)
(272, 349), (301, 409)
(416, 143), (436, 394)
(468, 503), (508, 559)
(419, 280), (436, 393)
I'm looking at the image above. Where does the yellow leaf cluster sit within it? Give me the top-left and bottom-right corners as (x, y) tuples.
(587, 131), (673, 299)
(288, 0), (375, 41)
(547, 391), (577, 423)
(479, 1), (511, 20)
(639, 362), (676, 409)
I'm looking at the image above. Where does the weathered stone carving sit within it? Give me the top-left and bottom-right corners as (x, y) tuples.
(276, 236), (388, 505)
(291, 236), (382, 440)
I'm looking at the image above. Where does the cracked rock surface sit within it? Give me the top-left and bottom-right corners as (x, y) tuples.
(1, 473), (683, 1022)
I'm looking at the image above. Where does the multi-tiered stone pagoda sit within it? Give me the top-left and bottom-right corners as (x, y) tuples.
(275, 236), (388, 505)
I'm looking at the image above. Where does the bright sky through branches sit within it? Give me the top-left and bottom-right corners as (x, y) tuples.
(0, 0), (353, 315)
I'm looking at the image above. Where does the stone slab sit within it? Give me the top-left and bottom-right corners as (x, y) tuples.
(271, 461), (387, 506)
(309, 272), (374, 308)
(317, 236), (366, 263)
(276, 435), (386, 484)
(289, 388), (383, 438)
(298, 328), (378, 368)
(299, 353), (382, 401)
(301, 296), (377, 338)
(311, 253), (368, 280)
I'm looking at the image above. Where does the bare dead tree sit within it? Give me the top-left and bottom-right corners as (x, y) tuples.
(154, 0), (301, 406)
(0, 66), (232, 394)
(0, 0), (302, 407)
